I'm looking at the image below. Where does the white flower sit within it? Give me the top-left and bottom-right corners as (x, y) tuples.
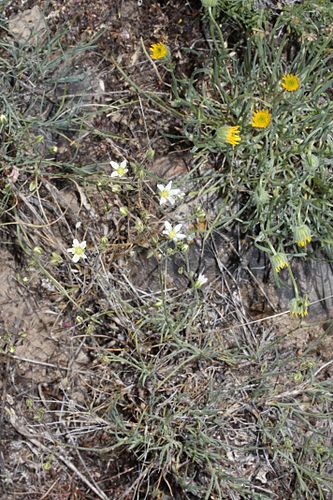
(8, 167), (19, 182)
(67, 239), (87, 263)
(162, 221), (186, 242)
(194, 273), (208, 289)
(110, 159), (128, 178)
(157, 181), (182, 206)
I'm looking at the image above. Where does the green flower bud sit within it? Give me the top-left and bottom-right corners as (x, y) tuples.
(271, 252), (288, 273)
(290, 296), (309, 318)
(293, 224), (312, 248)
(202, 0), (219, 7)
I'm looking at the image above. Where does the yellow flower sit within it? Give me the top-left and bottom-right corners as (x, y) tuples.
(293, 224), (312, 248)
(281, 73), (300, 92)
(216, 125), (241, 146)
(290, 296), (309, 318)
(149, 42), (168, 60)
(226, 126), (241, 146)
(251, 109), (272, 129)
(271, 252), (289, 273)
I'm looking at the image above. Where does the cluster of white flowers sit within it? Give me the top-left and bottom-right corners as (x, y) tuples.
(66, 159), (208, 287)
(159, 182), (207, 287)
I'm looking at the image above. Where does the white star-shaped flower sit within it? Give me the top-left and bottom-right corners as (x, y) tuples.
(110, 159), (128, 178)
(67, 239), (87, 263)
(162, 221), (186, 242)
(157, 181), (182, 206)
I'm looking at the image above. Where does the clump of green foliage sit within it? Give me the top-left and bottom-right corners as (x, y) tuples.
(0, 15), (99, 220)
(152, 0), (333, 315)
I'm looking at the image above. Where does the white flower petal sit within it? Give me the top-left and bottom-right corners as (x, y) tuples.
(110, 161), (119, 169)
(165, 181), (173, 190)
(198, 273), (208, 284)
(72, 254), (80, 263)
(111, 171), (119, 177)
(174, 224), (183, 233)
(171, 188), (181, 196)
(160, 197), (167, 205)
(120, 160), (127, 168)
(164, 221), (172, 232)
(73, 239), (80, 246)
(157, 184), (164, 191)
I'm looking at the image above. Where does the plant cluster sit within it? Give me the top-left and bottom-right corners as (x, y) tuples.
(147, 3), (333, 317)
(1, 2), (333, 499)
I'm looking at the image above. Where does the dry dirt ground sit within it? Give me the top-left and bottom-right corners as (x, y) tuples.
(1, 1), (333, 499)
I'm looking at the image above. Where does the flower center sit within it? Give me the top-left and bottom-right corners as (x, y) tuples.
(74, 247), (84, 256)
(169, 229), (176, 239)
(160, 189), (169, 199)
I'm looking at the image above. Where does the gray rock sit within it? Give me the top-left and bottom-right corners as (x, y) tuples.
(244, 247), (333, 319)
(8, 6), (47, 45)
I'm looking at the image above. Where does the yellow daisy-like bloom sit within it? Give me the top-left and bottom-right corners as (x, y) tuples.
(149, 42), (168, 60)
(293, 224), (312, 248)
(290, 296), (309, 318)
(226, 125), (241, 146)
(216, 125), (241, 147)
(271, 252), (289, 273)
(251, 109), (272, 129)
(281, 73), (300, 92)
